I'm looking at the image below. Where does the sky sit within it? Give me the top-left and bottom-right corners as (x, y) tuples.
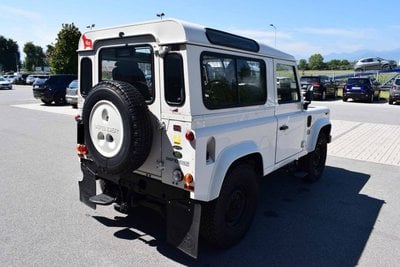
(1, 0), (400, 61)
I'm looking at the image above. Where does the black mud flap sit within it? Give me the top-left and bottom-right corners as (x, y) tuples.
(79, 166), (97, 209)
(166, 200), (201, 258)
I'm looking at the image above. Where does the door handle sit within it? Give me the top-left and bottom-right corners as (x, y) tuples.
(279, 125), (289, 131)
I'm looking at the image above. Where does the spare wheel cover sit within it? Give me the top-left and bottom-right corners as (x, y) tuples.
(89, 100), (124, 158)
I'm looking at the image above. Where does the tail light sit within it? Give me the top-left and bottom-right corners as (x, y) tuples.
(312, 82), (320, 87)
(184, 173), (194, 191)
(185, 130), (195, 142)
(76, 144), (88, 158)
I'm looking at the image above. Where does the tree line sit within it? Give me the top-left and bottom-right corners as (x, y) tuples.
(298, 53), (352, 71)
(0, 23), (81, 74)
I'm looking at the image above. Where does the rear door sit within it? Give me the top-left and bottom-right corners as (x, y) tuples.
(98, 43), (162, 177)
(274, 61), (306, 162)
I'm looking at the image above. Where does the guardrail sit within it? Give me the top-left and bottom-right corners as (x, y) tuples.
(330, 68), (400, 81)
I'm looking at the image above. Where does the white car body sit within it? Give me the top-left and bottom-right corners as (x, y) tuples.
(76, 19), (331, 257)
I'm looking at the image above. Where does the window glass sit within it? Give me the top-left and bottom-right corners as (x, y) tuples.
(80, 58), (92, 97)
(276, 63), (300, 104)
(99, 45), (153, 102)
(164, 53), (185, 106)
(205, 28), (259, 52)
(201, 52), (266, 109)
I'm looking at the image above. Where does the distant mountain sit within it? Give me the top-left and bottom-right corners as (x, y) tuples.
(324, 49), (400, 62)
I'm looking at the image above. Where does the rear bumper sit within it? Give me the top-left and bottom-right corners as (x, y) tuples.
(66, 95), (78, 104)
(343, 92), (371, 100)
(390, 93), (400, 101)
(33, 90), (53, 101)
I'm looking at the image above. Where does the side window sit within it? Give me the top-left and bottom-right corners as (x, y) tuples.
(201, 52), (266, 109)
(80, 57), (92, 97)
(99, 45), (154, 102)
(164, 53), (185, 106)
(276, 63), (300, 104)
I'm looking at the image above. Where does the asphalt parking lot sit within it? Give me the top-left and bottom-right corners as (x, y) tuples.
(1, 85), (400, 266)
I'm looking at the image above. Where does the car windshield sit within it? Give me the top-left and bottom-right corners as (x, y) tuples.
(300, 77), (319, 83)
(348, 78), (368, 86)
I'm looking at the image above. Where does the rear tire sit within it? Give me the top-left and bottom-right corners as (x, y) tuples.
(201, 164), (259, 248)
(41, 99), (52, 105)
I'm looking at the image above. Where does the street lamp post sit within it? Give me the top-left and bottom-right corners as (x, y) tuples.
(86, 24), (95, 30)
(156, 13), (165, 20)
(269, 23), (276, 48)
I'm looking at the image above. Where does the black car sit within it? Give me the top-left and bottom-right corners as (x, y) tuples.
(32, 74), (77, 105)
(300, 75), (338, 100)
(342, 77), (380, 103)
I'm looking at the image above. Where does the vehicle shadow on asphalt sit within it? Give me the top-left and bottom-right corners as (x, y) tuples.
(93, 165), (383, 266)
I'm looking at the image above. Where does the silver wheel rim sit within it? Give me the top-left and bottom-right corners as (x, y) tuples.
(89, 100), (124, 158)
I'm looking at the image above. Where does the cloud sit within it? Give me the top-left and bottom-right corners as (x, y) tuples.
(0, 4), (41, 21)
(224, 26), (386, 60)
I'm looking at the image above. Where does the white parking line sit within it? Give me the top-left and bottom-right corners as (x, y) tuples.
(329, 120), (400, 166)
(12, 103), (79, 116)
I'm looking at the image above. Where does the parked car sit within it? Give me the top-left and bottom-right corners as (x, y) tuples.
(342, 77), (380, 103)
(354, 57), (397, 71)
(389, 78), (400, 105)
(300, 75), (338, 100)
(32, 74), (77, 105)
(4, 74), (17, 84)
(14, 73), (29, 85)
(0, 76), (12, 90)
(65, 79), (79, 108)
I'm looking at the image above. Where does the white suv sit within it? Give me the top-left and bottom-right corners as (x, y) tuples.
(76, 19), (331, 258)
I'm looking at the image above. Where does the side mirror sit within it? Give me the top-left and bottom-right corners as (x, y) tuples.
(303, 86), (313, 110)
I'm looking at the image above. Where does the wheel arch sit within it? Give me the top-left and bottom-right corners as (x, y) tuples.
(206, 141), (263, 201)
(307, 119), (331, 152)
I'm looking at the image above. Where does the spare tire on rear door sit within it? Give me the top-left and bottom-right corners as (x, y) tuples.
(82, 80), (153, 174)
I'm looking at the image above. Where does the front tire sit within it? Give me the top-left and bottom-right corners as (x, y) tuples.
(299, 134), (328, 182)
(201, 164), (259, 248)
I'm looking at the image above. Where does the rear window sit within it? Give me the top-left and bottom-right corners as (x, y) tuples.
(69, 80), (78, 88)
(99, 45), (154, 102)
(348, 78), (369, 86)
(300, 76), (319, 83)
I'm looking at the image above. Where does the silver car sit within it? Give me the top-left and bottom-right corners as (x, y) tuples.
(65, 79), (79, 108)
(354, 57), (397, 71)
(0, 77), (12, 90)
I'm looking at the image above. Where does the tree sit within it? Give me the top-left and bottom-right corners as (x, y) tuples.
(298, 59), (308, 71)
(0, 36), (20, 72)
(49, 23), (81, 74)
(308, 54), (325, 70)
(326, 59), (341, 70)
(340, 59), (351, 70)
(23, 42), (45, 72)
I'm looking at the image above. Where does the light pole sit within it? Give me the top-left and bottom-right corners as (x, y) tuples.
(269, 24), (276, 48)
(86, 24), (95, 30)
(156, 13), (165, 20)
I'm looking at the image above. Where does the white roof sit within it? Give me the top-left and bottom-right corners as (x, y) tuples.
(78, 19), (295, 61)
